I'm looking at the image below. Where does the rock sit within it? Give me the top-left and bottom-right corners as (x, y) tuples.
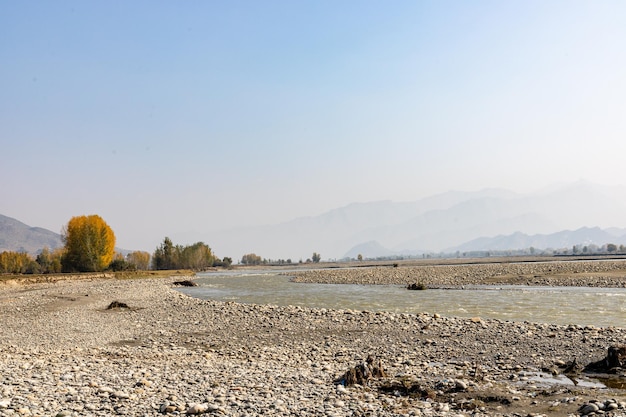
(106, 301), (130, 310)
(112, 391), (130, 399)
(407, 283), (427, 290)
(173, 280), (197, 287)
(579, 403), (599, 415)
(159, 403), (177, 414)
(186, 403), (209, 414)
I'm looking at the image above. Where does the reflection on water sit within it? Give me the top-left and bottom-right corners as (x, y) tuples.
(527, 372), (606, 389)
(178, 271), (626, 327)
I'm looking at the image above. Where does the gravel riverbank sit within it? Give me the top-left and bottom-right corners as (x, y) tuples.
(291, 260), (626, 287)
(1, 268), (626, 417)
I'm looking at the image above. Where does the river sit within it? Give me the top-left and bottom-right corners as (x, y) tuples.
(177, 270), (626, 327)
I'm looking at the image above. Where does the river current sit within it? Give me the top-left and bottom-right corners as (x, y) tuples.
(177, 270), (626, 327)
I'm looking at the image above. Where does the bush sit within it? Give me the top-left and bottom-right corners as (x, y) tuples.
(108, 259), (137, 272)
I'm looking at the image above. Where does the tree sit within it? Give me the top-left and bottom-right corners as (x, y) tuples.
(108, 253), (136, 271)
(241, 253), (262, 265)
(61, 215), (116, 272)
(34, 247), (63, 274)
(127, 251), (151, 270)
(312, 252), (321, 263)
(607, 243), (618, 253)
(0, 251), (32, 274)
(152, 239), (217, 270)
(357, 254), (363, 261)
(178, 242), (215, 270)
(152, 237), (176, 270)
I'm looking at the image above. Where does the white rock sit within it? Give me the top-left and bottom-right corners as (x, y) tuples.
(187, 403), (209, 414)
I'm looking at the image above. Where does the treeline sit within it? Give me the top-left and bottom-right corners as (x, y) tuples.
(0, 248), (62, 274)
(151, 237), (232, 271)
(0, 247), (152, 274)
(240, 252), (321, 265)
(0, 214), (230, 274)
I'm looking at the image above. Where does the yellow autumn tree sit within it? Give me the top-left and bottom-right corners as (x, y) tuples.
(61, 214), (116, 272)
(127, 250), (151, 270)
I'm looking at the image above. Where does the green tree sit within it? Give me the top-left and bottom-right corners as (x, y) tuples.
(61, 215), (116, 272)
(312, 252), (321, 263)
(179, 242), (215, 270)
(152, 239), (217, 270)
(36, 247), (53, 273)
(152, 237), (176, 270)
(607, 243), (618, 252)
(357, 254), (363, 261)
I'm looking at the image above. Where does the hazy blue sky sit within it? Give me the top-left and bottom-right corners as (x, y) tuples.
(2, 1), (626, 254)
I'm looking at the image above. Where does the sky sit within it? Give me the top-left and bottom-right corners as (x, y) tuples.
(2, 1), (626, 255)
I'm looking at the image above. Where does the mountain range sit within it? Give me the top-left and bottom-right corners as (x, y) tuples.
(204, 181), (626, 260)
(4, 181), (626, 260)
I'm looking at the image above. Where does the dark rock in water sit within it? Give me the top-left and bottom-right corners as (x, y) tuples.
(107, 301), (130, 310)
(336, 355), (387, 386)
(585, 345), (626, 373)
(407, 283), (427, 290)
(173, 280), (197, 287)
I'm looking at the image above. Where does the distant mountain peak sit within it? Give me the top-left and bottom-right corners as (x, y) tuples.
(0, 214), (63, 255)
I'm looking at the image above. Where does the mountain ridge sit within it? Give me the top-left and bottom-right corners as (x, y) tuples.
(343, 226), (626, 259)
(206, 181), (626, 260)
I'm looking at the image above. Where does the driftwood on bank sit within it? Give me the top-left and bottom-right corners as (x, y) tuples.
(336, 355), (387, 386)
(585, 345), (626, 374)
(173, 280), (197, 287)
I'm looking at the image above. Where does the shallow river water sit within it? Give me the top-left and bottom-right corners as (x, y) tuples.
(179, 271), (626, 327)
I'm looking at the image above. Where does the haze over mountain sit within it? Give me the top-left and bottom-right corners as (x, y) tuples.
(3, 182), (626, 261)
(201, 181), (626, 261)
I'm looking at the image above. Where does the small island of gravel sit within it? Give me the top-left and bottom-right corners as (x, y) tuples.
(1, 258), (626, 417)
